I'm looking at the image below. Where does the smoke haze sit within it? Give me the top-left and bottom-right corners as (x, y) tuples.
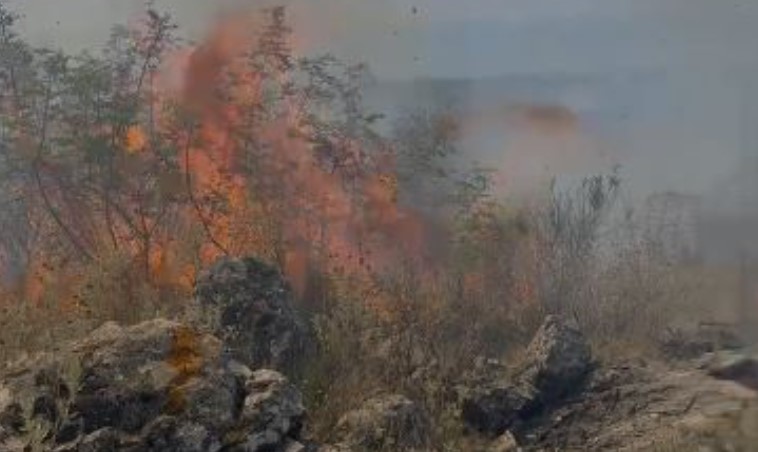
(8, 0), (758, 235)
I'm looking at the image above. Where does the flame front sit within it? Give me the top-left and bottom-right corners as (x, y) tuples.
(153, 9), (428, 298)
(0, 7), (434, 312)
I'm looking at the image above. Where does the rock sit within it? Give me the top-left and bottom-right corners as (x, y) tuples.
(140, 416), (219, 451)
(516, 315), (593, 404)
(0, 319), (305, 452)
(705, 350), (758, 391)
(522, 362), (758, 451)
(77, 427), (120, 451)
(460, 384), (532, 436)
(282, 439), (308, 452)
(0, 387), (24, 437)
(236, 369), (305, 451)
(310, 445), (349, 452)
(334, 394), (430, 451)
(0, 434), (24, 452)
(71, 320), (225, 435)
(489, 431), (520, 452)
(460, 315), (593, 436)
(194, 257), (306, 373)
(661, 322), (745, 360)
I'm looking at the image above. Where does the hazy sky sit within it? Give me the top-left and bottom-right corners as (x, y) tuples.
(10, 0), (758, 78)
(7, 0), (758, 198)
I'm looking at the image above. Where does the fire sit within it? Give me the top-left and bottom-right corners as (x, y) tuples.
(125, 126), (147, 154)
(1, 6), (432, 311)
(158, 9), (431, 298)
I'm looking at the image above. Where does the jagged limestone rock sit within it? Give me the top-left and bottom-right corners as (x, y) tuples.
(334, 394), (430, 451)
(194, 257), (306, 374)
(460, 315), (593, 436)
(0, 319), (305, 451)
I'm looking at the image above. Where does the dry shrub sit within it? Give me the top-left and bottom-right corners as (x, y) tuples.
(521, 174), (720, 362)
(583, 241), (697, 359)
(301, 240), (544, 446)
(0, 6), (745, 448)
(299, 173), (729, 446)
(0, 250), (189, 366)
(653, 399), (758, 451)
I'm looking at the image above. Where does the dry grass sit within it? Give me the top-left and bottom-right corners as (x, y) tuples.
(0, 178), (751, 449)
(0, 252), (189, 367)
(295, 189), (753, 447)
(652, 399), (758, 451)
(298, 265), (542, 447)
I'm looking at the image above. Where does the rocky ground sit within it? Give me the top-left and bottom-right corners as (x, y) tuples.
(1, 257), (756, 451)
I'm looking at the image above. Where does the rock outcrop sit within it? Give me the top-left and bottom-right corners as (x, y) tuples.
(523, 362), (758, 450)
(661, 322), (745, 360)
(701, 350), (758, 391)
(487, 431), (520, 452)
(460, 315), (594, 436)
(0, 320), (305, 451)
(460, 317), (757, 451)
(516, 315), (594, 403)
(194, 257), (306, 374)
(334, 395), (430, 451)
(4, 256), (756, 451)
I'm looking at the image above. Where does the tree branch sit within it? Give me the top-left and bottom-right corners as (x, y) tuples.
(183, 126), (230, 256)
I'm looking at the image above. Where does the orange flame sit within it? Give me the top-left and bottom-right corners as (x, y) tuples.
(159, 11), (430, 298)
(2, 7), (433, 311)
(125, 126), (147, 154)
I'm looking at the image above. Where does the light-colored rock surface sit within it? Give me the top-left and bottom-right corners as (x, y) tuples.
(460, 315), (594, 436)
(0, 319), (305, 451)
(334, 394), (430, 451)
(525, 362), (758, 450)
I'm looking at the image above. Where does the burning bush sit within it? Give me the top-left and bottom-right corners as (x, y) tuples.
(0, 3), (731, 448)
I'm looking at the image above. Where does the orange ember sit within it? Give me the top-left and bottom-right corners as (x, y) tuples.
(125, 126), (147, 154)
